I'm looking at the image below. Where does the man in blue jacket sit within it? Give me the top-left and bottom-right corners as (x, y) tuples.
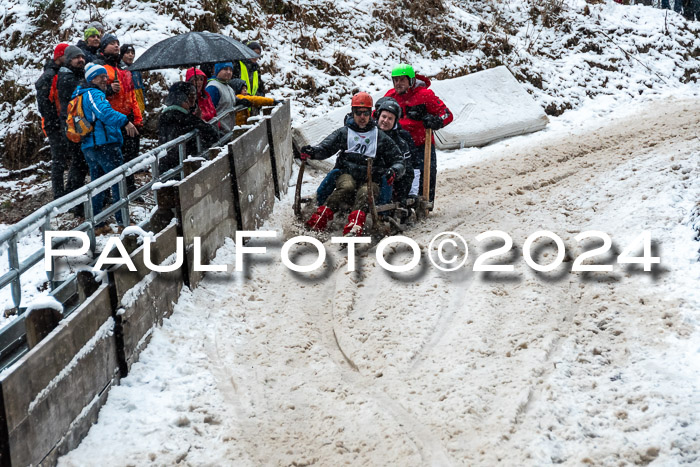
(72, 63), (139, 226)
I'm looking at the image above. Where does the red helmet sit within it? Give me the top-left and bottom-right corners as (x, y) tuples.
(351, 92), (373, 108)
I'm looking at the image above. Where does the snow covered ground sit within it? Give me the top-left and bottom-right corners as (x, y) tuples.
(58, 89), (700, 466)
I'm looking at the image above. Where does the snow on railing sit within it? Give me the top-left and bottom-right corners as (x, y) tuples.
(0, 105), (246, 316)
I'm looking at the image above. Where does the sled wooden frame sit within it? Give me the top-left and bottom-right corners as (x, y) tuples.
(293, 159), (306, 219)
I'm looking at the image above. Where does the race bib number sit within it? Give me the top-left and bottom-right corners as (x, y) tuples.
(346, 128), (378, 158)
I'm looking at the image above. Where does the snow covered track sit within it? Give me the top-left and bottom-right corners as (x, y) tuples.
(60, 97), (700, 466)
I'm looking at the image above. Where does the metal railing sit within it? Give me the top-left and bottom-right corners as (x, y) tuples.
(0, 105), (246, 314)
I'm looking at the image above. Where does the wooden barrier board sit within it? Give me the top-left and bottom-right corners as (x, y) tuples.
(0, 285), (117, 466)
(229, 122), (276, 231)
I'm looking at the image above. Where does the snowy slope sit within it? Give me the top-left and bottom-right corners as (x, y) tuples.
(57, 92), (700, 465)
(1, 0), (699, 168)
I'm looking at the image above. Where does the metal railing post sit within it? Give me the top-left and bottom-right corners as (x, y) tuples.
(118, 177), (130, 227)
(44, 217), (55, 286)
(8, 236), (21, 310)
(178, 141), (186, 179)
(86, 190), (96, 254)
(152, 153), (160, 206)
(196, 133), (202, 155)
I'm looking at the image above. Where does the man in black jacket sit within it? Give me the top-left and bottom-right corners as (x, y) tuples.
(36, 43), (68, 198)
(300, 92), (405, 236)
(157, 82), (220, 175)
(56, 45), (90, 201)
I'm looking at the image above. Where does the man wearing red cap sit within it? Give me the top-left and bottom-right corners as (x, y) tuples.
(35, 43), (69, 199)
(300, 92), (405, 236)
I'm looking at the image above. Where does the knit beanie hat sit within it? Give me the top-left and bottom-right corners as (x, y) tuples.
(214, 62), (233, 76)
(229, 78), (246, 94)
(53, 43), (69, 60)
(85, 63), (107, 82)
(100, 34), (119, 52)
(63, 45), (85, 63)
(84, 27), (101, 41)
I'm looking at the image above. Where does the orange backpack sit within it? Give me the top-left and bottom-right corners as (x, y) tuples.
(65, 94), (93, 143)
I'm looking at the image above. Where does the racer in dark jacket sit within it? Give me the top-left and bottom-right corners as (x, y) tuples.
(36, 43), (68, 198)
(300, 92), (405, 236)
(373, 96), (420, 202)
(384, 64), (453, 205)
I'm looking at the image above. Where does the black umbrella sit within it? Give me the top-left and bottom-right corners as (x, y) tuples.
(128, 31), (259, 71)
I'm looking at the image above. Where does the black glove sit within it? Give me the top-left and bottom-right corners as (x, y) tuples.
(406, 104), (427, 121)
(300, 145), (316, 160)
(236, 98), (252, 107)
(422, 114), (444, 130)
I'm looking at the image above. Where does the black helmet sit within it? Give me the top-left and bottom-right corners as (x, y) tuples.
(375, 96), (402, 120)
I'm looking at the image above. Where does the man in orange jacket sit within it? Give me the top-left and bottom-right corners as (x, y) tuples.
(95, 34), (143, 194)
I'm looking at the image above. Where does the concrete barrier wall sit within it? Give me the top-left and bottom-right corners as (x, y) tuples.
(267, 102), (294, 198)
(113, 223), (184, 371)
(177, 153), (238, 289)
(229, 121), (276, 231)
(0, 101), (293, 466)
(0, 284), (118, 466)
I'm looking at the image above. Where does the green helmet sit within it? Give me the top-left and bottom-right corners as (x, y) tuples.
(391, 64), (415, 79)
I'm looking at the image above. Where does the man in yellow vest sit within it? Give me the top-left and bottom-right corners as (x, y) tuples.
(233, 41), (266, 97)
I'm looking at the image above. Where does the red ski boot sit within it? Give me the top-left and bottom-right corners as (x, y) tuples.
(343, 210), (367, 236)
(306, 205), (334, 231)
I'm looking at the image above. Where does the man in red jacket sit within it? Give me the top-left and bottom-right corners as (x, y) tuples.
(384, 64), (453, 205)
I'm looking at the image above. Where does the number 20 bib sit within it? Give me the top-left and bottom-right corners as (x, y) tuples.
(346, 128), (378, 158)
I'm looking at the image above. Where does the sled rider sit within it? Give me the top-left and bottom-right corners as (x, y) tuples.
(300, 92), (405, 236)
(384, 64), (453, 205)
